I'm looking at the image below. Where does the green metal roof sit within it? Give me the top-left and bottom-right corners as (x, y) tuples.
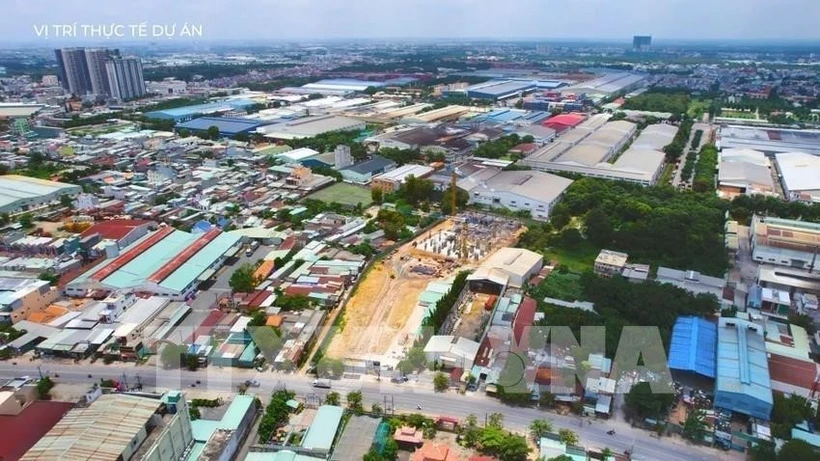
(220, 395), (256, 430)
(159, 232), (243, 292)
(419, 291), (444, 305)
(301, 405), (344, 451)
(103, 230), (197, 289)
(184, 442), (206, 461)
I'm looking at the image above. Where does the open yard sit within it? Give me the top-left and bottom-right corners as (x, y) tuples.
(543, 242), (599, 274)
(687, 99), (711, 118)
(326, 216), (524, 365)
(305, 182), (373, 207)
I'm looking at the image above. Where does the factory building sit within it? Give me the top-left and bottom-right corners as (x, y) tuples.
(775, 152), (820, 203)
(175, 117), (271, 138)
(457, 167), (573, 221)
(714, 316), (772, 420)
(144, 99), (257, 122)
(750, 215), (820, 270)
(65, 227), (243, 300)
(256, 115), (366, 140)
(370, 164), (435, 192)
(0, 175), (82, 214)
(466, 80), (537, 100)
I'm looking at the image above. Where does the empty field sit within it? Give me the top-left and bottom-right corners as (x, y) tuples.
(305, 182), (372, 207)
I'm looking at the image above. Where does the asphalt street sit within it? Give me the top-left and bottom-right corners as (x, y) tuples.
(0, 362), (734, 461)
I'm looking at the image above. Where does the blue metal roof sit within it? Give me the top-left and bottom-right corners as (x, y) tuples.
(668, 317), (717, 379)
(145, 99), (256, 120)
(176, 117), (267, 135)
(715, 318), (773, 420)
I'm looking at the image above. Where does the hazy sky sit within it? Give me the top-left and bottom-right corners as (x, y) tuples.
(4, 0), (820, 42)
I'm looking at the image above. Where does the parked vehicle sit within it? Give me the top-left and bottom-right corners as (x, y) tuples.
(245, 379), (261, 388)
(312, 379), (331, 389)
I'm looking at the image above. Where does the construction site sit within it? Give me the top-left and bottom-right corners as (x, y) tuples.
(325, 211), (524, 367)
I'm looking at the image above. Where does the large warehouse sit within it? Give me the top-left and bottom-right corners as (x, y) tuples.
(559, 73), (646, 98)
(466, 80), (537, 100)
(668, 316), (717, 380)
(0, 175), (82, 214)
(256, 115), (365, 140)
(520, 119), (672, 185)
(718, 125), (820, 155)
(714, 316), (772, 420)
(144, 99), (257, 122)
(175, 117), (270, 137)
(750, 215), (820, 269)
(457, 167), (573, 221)
(775, 152), (820, 202)
(66, 226), (242, 300)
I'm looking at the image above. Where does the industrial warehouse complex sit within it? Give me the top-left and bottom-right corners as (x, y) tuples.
(65, 226), (242, 300)
(6, 30), (820, 461)
(520, 115), (673, 185)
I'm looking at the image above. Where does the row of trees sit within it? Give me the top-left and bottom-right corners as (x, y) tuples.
(662, 118), (694, 160)
(257, 389), (295, 443)
(691, 144), (718, 193)
(690, 129), (704, 150)
(680, 148), (698, 182)
(459, 413), (531, 461)
(420, 271), (470, 336)
(730, 194), (820, 224)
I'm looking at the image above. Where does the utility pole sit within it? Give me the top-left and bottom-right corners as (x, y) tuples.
(37, 365), (43, 380)
(122, 373), (129, 390)
(135, 374), (142, 391)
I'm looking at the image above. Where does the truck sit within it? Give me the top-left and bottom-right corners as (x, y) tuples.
(311, 379), (332, 389)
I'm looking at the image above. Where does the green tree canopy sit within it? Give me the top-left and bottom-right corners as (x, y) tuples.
(229, 264), (258, 293)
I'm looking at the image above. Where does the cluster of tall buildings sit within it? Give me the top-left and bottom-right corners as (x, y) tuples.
(54, 47), (146, 100)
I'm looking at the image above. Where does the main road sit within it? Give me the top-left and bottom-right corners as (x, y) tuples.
(0, 362), (732, 461)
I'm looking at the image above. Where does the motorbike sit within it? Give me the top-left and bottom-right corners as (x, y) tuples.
(607, 430), (616, 435)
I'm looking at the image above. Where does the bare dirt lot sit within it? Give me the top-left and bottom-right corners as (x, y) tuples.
(326, 216), (524, 364)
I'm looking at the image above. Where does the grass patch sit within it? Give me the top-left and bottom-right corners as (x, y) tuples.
(687, 99), (711, 118)
(305, 182), (372, 207)
(658, 163), (674, 185)
(532, 272), (584, 301)
(543, 242), (599, 274)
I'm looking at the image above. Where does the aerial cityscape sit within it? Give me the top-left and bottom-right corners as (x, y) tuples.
(2, 1), (820, 461)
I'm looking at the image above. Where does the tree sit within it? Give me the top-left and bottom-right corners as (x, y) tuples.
(60, 194), (74, 209)
(771, 393), (814, 439)
(177, 128), (191, 138)
(206, 125), (220, 140)
(371, 187), (383, 204)
(488, 412), (505, 429)
(539, 391), (556, 408)
(528, 419), (554, 440)
(234, 132), (250, 142)
(777, 439), (819, 461)
(18, 213), (33, 228)
(38, 271), (59, 286)
(325, 391), (341, 406)
(558, 429), (579, 446)
(441, 184), (469, 215)
(625, 381), (675, 420)
(346, 390), (363, 411)
(406, 346), (428, 370)
(433, 372), (449, 392)
(316, 356), (345, 378)
(229, 264), (257, 293)
(584, 207), (614, 247)
(683, 408), (708, 441)
(160, 343), (188, 369)
(248, 310), (267, 327)
(478, 426), (530, 461)
(185, 353), (199, 371)
(547, 456), (574, 461)
(36, 377), (54, 399)
(371, 402), (383, 416)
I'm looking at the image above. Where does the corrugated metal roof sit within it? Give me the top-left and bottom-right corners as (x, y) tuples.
(301, 405), (344, 451)
(21, 394), (162, 461)
(668, 317), (717, 379)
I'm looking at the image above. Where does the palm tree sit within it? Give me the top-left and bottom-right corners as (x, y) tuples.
(325, 391), (341, 406)
(529, 419), (554, 441)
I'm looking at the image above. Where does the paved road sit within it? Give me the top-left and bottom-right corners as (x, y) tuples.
(0, 363), (732, 461)
(170, 244), (273, 341)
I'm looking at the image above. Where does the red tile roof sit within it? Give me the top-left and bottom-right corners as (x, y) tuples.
(411, 442), (459, 461)
(0, 400), (74, 461)
(79, 219), (152, 241)
(768, 354), (819, 390)
(513, 297), (537, 350)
